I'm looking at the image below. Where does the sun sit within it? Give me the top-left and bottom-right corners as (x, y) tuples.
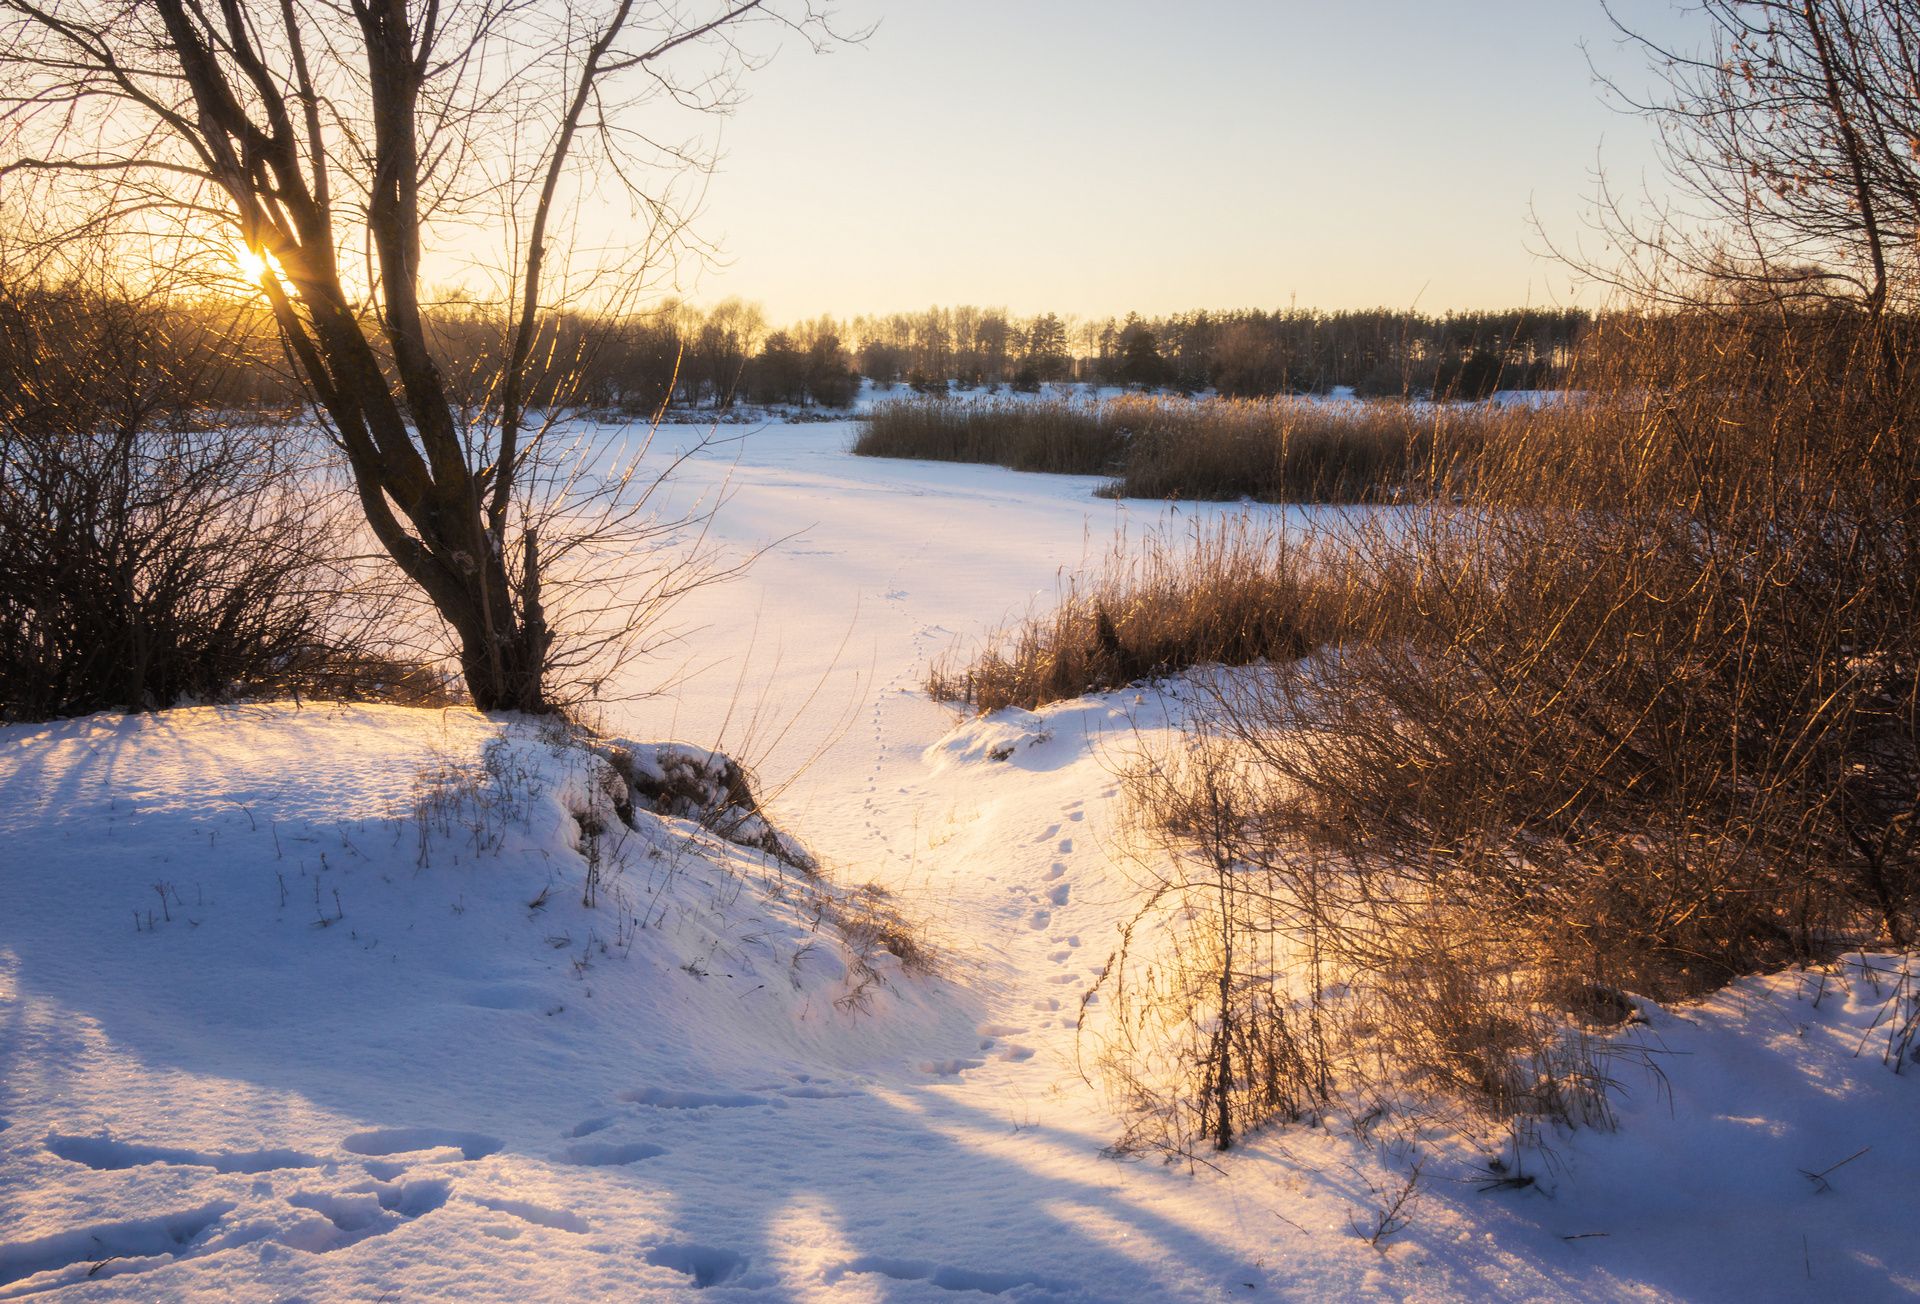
(226, 236), (284, 289)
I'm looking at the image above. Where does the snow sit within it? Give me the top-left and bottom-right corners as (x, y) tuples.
(2, 417), (1916, 1302)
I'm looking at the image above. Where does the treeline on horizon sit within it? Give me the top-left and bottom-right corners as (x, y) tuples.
(0, 285), (1589, 419)
(478, 301), (1589, 407)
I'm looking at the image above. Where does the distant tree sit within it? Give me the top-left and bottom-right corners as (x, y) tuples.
(1210, 321), (1291, 396)
(1026, 312), (1071, 381)
(858, 338), (907, 386)
(694, 299), (771, 408)
(747, 331), (804, 404)
(1433, 349), (1506, 401)
(1114, 314), (1165, 387)
(803, 330), (859, 407)
(977, 312), (1012, 383)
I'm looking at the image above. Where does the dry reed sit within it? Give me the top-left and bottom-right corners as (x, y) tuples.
(926, 516), (1349, 713)
(856, 392), (1522, 503)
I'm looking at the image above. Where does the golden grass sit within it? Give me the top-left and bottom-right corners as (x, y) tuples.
(926, 515), (1351, 712)
(856, 392), (1524, 503)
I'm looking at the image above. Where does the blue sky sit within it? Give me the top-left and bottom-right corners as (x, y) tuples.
(677, 0), (1696, 318)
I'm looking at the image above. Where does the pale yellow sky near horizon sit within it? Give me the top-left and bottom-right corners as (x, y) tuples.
(649, 0), (1686, 322)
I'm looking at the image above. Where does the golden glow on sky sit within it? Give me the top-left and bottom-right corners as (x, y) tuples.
(672, 0), (1687, 320)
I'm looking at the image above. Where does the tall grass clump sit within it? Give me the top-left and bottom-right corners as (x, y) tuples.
(852, 397), (1122, 474)
(926, 516), (1349, 713)
(856, 393), (1524, 503)
(1099, 393), (1507, 503)
(1076, 308), (1919, 1155)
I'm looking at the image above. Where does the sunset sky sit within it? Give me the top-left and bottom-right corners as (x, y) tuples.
(681, 0), (1694, 319)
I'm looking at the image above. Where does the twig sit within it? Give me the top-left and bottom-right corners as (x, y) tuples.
(1798, 1145), (1869, 1193)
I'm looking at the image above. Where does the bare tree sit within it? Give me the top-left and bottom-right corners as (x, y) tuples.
(1592, 0), (1920, 314)
(0, 0), (842, 710)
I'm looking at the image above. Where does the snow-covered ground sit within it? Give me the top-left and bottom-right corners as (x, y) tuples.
(2, 418), (1916, 1301)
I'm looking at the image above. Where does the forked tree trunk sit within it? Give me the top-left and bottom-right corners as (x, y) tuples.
(3, 0), (792, 712)
(143, 0), (566, 713)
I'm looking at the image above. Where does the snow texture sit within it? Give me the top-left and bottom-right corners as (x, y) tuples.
(2, 416), (1915, 1301)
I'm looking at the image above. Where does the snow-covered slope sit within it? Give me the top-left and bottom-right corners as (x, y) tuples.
(3, 419), (1916, 1302)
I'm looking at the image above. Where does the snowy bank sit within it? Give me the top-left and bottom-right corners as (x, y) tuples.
(2, 697), (1912, 1300)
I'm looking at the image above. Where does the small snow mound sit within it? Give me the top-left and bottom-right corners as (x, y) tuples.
(926, 708), (1049, 769)
(925, 694), (1139, 774)
(594, 738), (815, 869)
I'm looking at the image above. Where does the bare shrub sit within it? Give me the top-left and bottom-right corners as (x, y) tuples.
(0, 281), (391, 719)
(823, 882), (939, 977)
(1088, 730), (1332, 1157)
(926, 516), (1351, 713)
(1258, 311), (1920, 974)
(1086, 307), (1917, 1152)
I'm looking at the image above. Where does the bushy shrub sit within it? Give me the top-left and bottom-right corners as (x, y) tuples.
(1085, 309), (1919, 1152)
(0, 285), (383, 719)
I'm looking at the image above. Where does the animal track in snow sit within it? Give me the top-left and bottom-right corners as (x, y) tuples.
(1027, 909), (1051, 930)
(567, 1116), (614, 1138)
(645, 1242), (748, 1289)
(1049, 883), (1071, 906)
(471, 1196), (589, 1233)
(0, 1202), (233, 1291)
(341, 1128), (502, 1161)
(559, 1140), (666, 1167)
(46, 1134), (323, 1174)
(1045, 863), (1066, 880)
(1037, 824), (1060, 841)
(1056, 837), (1074, 854)
(284, 1179), (449, 1253)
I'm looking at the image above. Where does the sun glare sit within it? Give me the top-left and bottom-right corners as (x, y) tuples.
(227, 237), (279, 288)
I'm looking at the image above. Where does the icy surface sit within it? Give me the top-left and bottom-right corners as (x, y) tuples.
(2, 418), (1915, 1301)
